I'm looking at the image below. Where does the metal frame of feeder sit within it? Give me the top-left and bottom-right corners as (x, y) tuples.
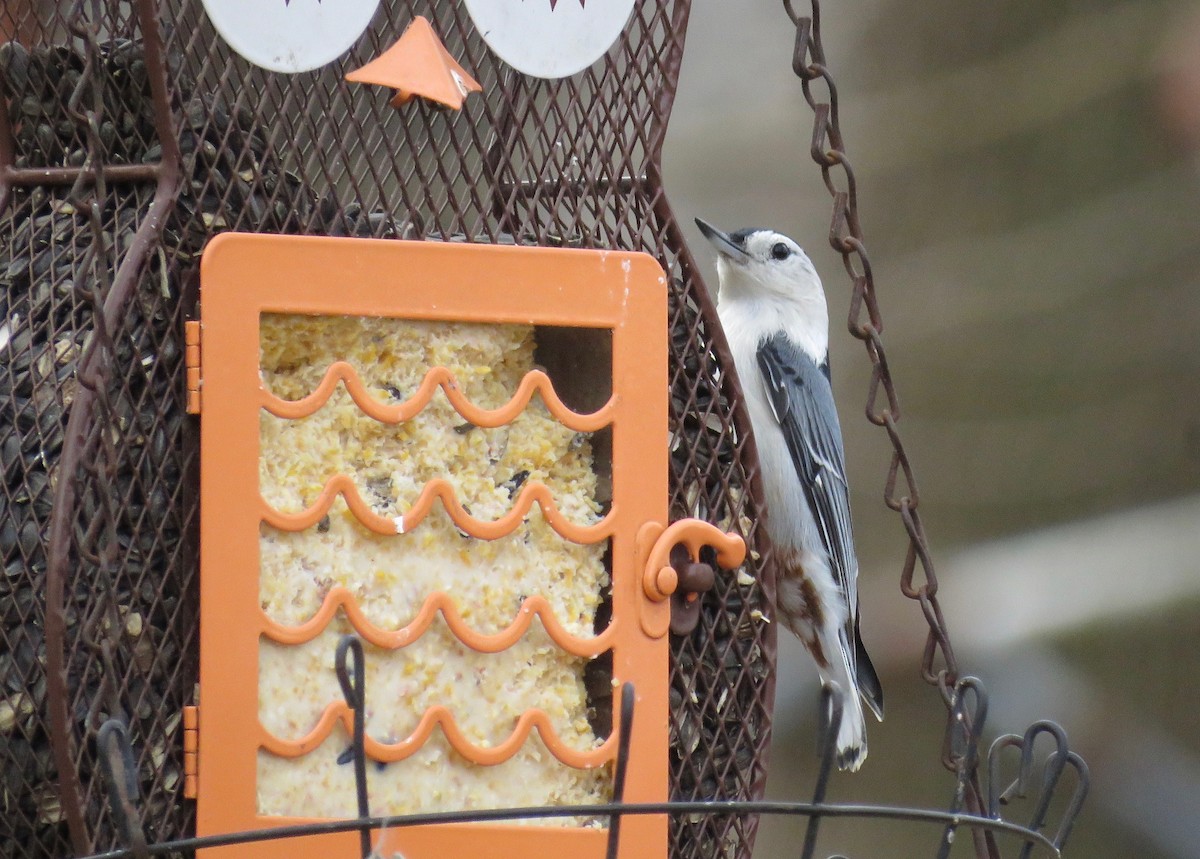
(86, 654), (1087, 859)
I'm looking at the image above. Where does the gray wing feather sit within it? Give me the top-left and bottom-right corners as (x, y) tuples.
(756, 333), (858, 618)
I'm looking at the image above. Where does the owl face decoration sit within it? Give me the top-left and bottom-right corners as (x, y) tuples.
(462, 0), (637, 78)
(199, 0), (381, 73)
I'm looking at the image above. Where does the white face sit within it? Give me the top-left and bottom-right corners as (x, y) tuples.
(722, 230), (819, 296)
(698, 221), (823, 302)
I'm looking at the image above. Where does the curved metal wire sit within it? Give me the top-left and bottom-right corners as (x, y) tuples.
(76, 801), (1068, 859)
(34, 0), (184, 850)
(90, 658), (1088, 859)
(334, 635), (371, 859)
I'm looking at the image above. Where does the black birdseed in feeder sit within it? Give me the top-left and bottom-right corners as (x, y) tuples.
(0, 34), (325, 854)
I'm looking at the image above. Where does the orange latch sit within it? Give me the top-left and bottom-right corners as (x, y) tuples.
(182, 705), (198, 799)
(185, 320), (201, 414)
(635, 520), (747, 639)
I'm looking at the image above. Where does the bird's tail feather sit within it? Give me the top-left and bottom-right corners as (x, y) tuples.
(831, 682), (868, 771)
(821, 634), (869, 771)
(822, 621), (884, 771)
(854, 617), (884, 721)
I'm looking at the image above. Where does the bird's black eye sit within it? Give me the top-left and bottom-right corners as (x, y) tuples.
(771, 242), (791, 260)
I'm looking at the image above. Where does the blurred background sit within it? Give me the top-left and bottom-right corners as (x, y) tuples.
(664, 2), (1200, 856)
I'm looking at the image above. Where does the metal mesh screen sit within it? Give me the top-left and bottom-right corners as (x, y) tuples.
(0, 2), (776, 857)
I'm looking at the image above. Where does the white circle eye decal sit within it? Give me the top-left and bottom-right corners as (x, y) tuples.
(201, 0), (382, 74)
(464, 0), (637, 80)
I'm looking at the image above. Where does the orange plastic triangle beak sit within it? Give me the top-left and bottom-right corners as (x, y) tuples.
(345, 16), (481, 110)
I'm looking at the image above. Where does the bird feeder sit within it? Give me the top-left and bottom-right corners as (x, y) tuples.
(1, 3), (779, 859)
(1, 1), (1095, 858)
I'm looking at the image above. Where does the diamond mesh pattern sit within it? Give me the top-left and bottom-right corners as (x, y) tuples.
(0, 2), (776, 857)
(0, 181), (117, 859)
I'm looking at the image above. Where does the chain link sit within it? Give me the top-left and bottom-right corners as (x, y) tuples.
(784, 0), (968, 740)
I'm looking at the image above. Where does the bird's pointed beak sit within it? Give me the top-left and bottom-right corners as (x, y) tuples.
(695, 217), (751, 265)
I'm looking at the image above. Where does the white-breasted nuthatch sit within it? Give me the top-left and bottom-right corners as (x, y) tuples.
(696, 217), (884, 771)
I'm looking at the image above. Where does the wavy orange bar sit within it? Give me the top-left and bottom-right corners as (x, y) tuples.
(261, 586), (616, 657)
(260, 475), (614, 543)
(261, 362), (616, 433)
(259, 701), (616, 769)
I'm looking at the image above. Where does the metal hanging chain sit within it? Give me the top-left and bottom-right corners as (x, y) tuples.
(782, 0), (959, 704)
(782, 4), (1012, 856)
(784, 7), (1008, 855)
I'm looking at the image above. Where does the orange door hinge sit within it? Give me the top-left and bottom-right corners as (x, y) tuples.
(185, 320), (201, 414)
(183, 705), (199, 799)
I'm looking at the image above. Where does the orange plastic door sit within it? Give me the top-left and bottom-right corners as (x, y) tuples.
(195, 234), (670, 859)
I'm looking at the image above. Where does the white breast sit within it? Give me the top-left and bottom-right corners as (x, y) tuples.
(718, 294), (848, 627)
(719, 297), (823, 558)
